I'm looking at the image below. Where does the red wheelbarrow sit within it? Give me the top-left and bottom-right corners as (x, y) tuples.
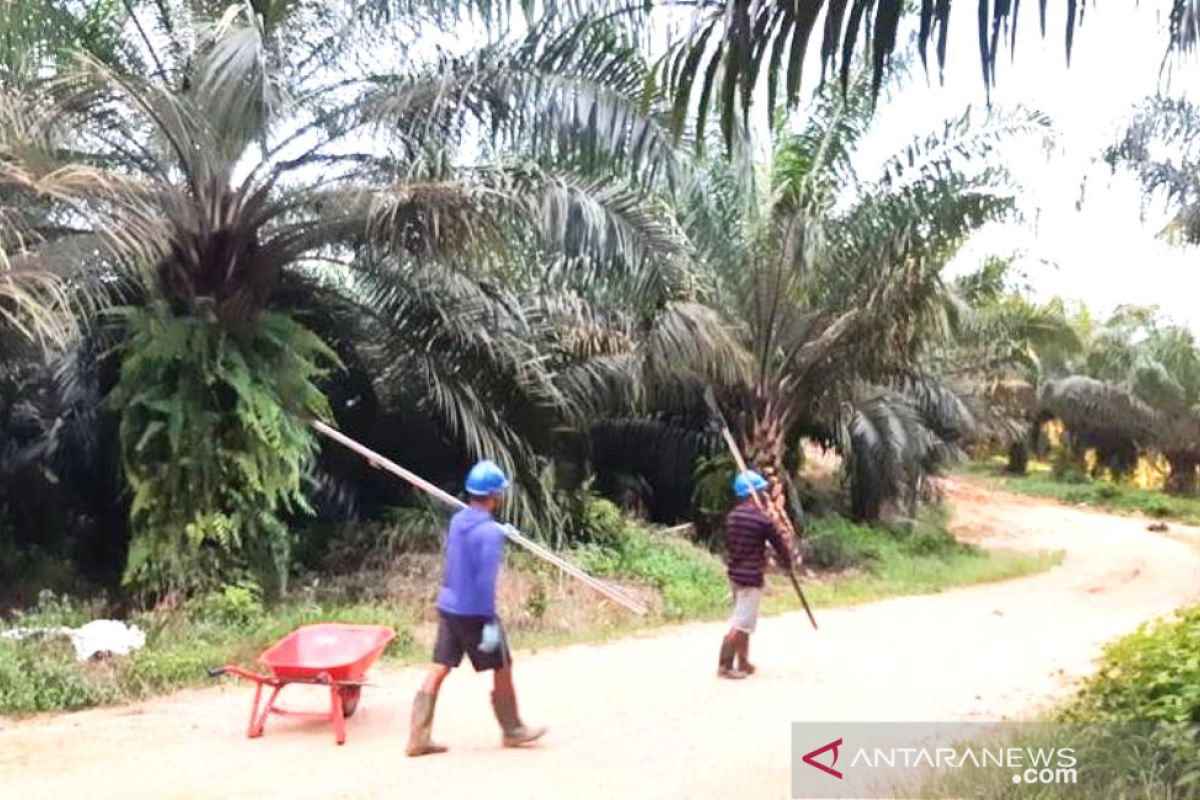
(211, 623), (396, 745)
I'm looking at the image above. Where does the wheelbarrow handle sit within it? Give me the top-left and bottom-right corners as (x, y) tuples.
(209, 665), (271, 683)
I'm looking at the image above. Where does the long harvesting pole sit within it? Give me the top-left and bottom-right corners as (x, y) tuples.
(702, 389), (818, 631)
(310, 420), (649, 616)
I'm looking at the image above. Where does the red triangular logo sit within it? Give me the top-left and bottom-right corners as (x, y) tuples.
(802, 737), (844, 779)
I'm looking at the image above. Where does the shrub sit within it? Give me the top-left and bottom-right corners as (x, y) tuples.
(581, 496), (626, 550)
(1028, 606), (1200, 799)
(619, 532), (726, 618)
(903, 505), (972, 557)
(524, 578), (549, 620)
(802, 508), (973, 571)
(110, 306), (338, 598)
(184, 582), (265, 628)
(1065, 606), (1200, 725)
(0, 638), (117, 713)
(297, 503), (444, 574)
(1052, 447), (1089, 483)
(802, 518), (881, 571)
(1062, 486), (1096, 504)
(122, 638), (232, 694)
(5, 590), (99, 628)
(1145, 498), (1173, 518)
(574, 503), (727, 619)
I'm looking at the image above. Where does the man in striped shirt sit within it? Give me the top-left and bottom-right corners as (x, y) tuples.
(718, 470), (793, 679)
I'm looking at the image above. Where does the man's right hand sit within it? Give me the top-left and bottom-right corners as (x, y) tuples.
(479, 622), (501, 653)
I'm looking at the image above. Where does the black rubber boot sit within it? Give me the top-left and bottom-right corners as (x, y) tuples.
(491, 690), (547, 747)
(405, 690), (448, 757)
(718, 635), (747, 679)
(734, 631), (756, 676)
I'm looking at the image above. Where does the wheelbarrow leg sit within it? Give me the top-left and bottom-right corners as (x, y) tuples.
(245, 681), (264, 738)
(329, 680), (346, 745)
(249, 684), (282, 739)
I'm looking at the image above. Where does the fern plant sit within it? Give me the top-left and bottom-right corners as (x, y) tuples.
(110, 305), (338, 597)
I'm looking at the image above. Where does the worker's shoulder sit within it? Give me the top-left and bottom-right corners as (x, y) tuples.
(449, 507), (497, 533)
(467, 514), (506, 542)
(727, 503), (770, 525)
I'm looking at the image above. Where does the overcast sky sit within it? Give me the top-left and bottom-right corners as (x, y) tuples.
(853, 0), (1200, 331)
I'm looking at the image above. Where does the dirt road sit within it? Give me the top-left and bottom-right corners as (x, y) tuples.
(3, 480), (1199, 800)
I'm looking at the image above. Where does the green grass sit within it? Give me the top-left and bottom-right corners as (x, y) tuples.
(1, 505), (1059, 716)
(914, 605), (1200, 800)
(573, 524), (729, 620)
(763, 508), (1061, 614)
(962, 459), (1200, 525)
(514, 512), (1057, 654)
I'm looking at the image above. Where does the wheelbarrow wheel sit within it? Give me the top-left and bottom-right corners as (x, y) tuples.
(339, 685), (362, 718)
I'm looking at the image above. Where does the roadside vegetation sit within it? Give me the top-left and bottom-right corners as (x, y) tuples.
(919, 606), (1200, 799)
(0, 498), (1055, 716)
(0, 590), (418, 715)
(962, 460), (1200, 526)
(786, 510), (1061, 611)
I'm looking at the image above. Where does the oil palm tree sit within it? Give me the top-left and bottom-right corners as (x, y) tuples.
(931, 257), (1082, 473)
(565, 67), (1047, 529)
(672, 70), (1047, 527)
(1038, 309), (1200, 492)
(0, 1), (142, 349)
(1066, 99), (1200, 489)
(0, 6), (687, 592)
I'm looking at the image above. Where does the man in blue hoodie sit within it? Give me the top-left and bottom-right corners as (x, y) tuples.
(406, 460), (547, 757)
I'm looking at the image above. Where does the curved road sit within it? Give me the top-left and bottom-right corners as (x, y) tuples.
(3, 480), (1199, 799)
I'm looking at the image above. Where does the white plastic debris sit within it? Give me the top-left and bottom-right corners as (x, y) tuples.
(1, 626), (71, 641)
(1, 620), (145, 661)
(68, 620), (146, 661)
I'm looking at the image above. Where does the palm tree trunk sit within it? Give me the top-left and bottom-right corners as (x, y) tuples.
(1005, 440), (1029, 475)
(1165, 452), (1199, 496)
(742, 403), (799, 543)
(1053, 433), (1088, 481)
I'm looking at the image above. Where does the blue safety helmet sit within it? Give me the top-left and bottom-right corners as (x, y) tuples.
(465, 460), (511, 496)
(732, 470), (769, 499)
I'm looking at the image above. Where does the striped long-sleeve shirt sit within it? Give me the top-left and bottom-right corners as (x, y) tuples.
(724, 502), (791, 588)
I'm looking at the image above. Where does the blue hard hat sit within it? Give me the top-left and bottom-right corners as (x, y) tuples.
(465, 460), (510, 496)
(732, 470), (768, 498)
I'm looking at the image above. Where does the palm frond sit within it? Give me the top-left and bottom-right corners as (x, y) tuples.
(1107, 95), (1200, 245)
(893, 372), (976, 445)
(542, 295), (751, 423)
(660, 0), (1082, 149)
(191, 6), (288, 159)
(313, 166), (688, 284)
(340, 259), (562, 526)
(360, 15), (682, 189)
(876, 106), (1053, 191)
(589, 415), (719, 520)
(0, 248), (76, 346)
(1039, 375), (1159, 444)
(1170, 0), (1200, 52)
(842, 390), (946, 522)
(0, 0), (142, 82)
